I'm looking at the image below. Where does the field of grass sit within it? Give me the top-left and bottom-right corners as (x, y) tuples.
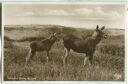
(4, 25), (125, 81)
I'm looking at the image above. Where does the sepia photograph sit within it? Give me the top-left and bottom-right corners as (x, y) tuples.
(0, 3), (2, 83)
(3, 3), (125, 81)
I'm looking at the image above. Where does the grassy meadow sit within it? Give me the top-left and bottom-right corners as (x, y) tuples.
(4, 25), (125, 81)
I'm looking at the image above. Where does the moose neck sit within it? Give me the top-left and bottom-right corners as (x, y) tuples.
(91, 34), (102, 46)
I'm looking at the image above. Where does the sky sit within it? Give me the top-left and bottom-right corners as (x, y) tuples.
(4, 3), (125, 29)
(3, 0), (128, 2)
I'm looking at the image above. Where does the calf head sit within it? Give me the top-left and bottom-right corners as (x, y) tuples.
(49, 33), (60, 42)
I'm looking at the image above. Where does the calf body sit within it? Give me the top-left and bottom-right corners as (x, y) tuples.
(26, 33), (58, 64)
(30, 39), (54, 52)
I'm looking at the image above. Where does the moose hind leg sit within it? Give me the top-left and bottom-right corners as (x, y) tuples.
(63, 48), (69, 65)
(26, 48), (35, 64)
(26, 48), (31, 64)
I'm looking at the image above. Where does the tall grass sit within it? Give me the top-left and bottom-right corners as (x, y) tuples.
(4, 26), (124, 81)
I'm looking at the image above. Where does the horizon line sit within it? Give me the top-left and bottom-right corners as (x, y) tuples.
(4, 24), (124, 29)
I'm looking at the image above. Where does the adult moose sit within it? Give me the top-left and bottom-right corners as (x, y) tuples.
(62, 25), (106, 66)
(26, 33), (59, 64)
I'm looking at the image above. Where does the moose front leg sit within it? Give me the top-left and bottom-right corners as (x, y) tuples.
(83, 53), (93, 67)
(83, 55), (89, 67)
(89, 55), (93, 64)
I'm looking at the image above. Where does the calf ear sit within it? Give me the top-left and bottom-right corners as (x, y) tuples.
(96, 25), (99, 30)
(101, 26), (105, 30)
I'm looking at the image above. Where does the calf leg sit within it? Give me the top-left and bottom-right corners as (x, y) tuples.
(46, 51), (49, 63)
(89, 55), (93, 64)
(63, 48), (69, 65)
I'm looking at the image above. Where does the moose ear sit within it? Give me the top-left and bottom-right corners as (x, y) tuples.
(101, 26), (105, 30)
(53, 33), (57, 36)
(96, 25), (99, 30)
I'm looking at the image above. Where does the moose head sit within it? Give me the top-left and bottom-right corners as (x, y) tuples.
(92, 25), (107, 39)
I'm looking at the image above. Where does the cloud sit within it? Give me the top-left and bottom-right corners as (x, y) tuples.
(110, 11), (121, 17)
(18, 9), (70, 16)
(46, 9), (69, 16)
(95, 7), (107, 16)
(75, 8), (93, 15)
(74, 7), (122, 20)
(25, 12), (35, 16)
(16, 11), (35, 17)
(15, 7), (123, 21)
(94, 7), (122, 19)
